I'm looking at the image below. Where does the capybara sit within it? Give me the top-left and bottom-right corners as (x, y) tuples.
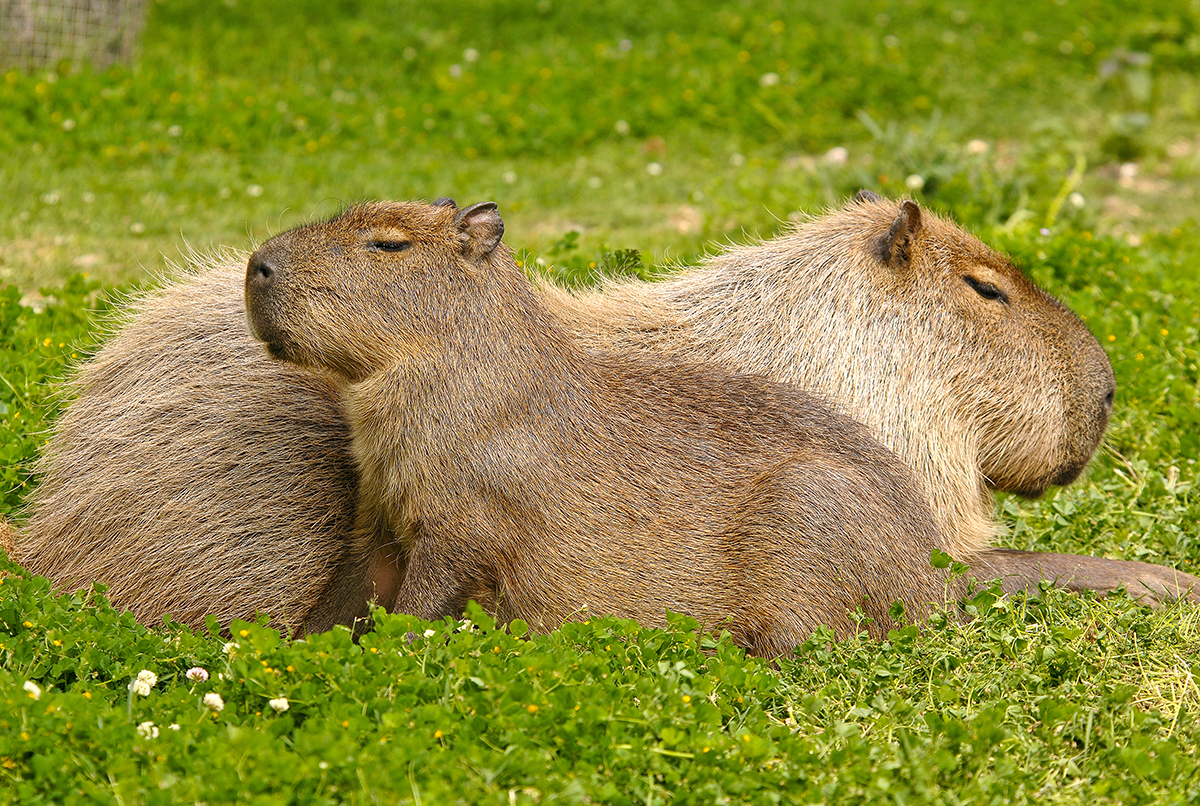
(15, 194), (1196, 632)
(13, 252), (358, 629)
(244, 199), (963, 652)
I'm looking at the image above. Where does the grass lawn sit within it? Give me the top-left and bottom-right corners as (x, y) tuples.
(2, 0), (1200, 802)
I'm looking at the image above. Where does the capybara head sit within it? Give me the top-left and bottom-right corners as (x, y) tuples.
(855, 193), (1114, 496)
(246, 199), (505, 382)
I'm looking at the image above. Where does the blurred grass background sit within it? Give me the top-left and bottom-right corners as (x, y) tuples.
(2, 0), (1198, 290)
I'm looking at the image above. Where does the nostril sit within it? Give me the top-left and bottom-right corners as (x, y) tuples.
(248, 254), (275, 287)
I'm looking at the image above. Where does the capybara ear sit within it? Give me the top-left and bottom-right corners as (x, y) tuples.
(433, 197), (457, 209)
(874, 199), (922, 269)
(453, 202), (505, 256)
(854, 189), (883, 204)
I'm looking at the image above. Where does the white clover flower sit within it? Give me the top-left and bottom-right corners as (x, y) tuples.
(423, 629), (437, 638)
(646, 162), (663, 176)
(23, 680), (41, 700)
(759, 72), (780, 87)
(823, 146), (849, 167)
(966, 139), (989, 155)
(268, 697), (289, 713)
(168, 724), (181, 731)
(222, 642), (238, 654)
(186, 667), (209, 683)
(129, 670), (158, 697)
(1068, 192), (1085, 209)
(905, 174), (925, 191)
(204, 692), (225, 712)
(137, 721), (159, 739)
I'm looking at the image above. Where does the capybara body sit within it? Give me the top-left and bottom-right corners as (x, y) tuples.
(244, 200), (957, 653)
(16, 257), (357, 630)
(15, 194), (1195, 632)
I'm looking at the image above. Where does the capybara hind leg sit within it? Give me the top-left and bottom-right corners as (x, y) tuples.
(972, 548), (1200, 606)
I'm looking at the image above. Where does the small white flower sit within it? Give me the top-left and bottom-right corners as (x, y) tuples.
(1068, 192), (1085, 209)
(186, 667), (209, 683)
(246, 184), (263, 198)
(129, 670), (157, 697)
(614, 119), (630, 135)
(423, 629), (437, 638)
(268, 697), (289, 713)
(23, 681), (41, 700)
(759, 72), (780, 87)
(463, 48), (479, 63)
(204, 692), (225, 712)
(222, 642), (237, 654)
(966, 139), (989, 155)
(168, 724), (181, 731)
(823, 146), (849, 167)
(646, 162), (663, 176)
(137, 721), (159, 739)
(905, 174), (925, 191)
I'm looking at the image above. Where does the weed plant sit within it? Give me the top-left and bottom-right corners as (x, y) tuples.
(2, 0), (1200, 802)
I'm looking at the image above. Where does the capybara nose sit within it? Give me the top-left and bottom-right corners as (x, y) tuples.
(247, 253), (276, 290)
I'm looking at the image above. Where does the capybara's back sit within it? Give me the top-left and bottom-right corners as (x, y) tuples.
(16, 255), (357, 631)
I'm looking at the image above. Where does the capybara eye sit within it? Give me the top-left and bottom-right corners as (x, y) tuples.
(963, 276), (1008, 305)
(370, 241), (411, 253)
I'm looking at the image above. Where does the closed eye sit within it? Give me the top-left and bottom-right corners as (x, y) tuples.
(963, 276), (1009, 304)
(369, 240), (411, 252)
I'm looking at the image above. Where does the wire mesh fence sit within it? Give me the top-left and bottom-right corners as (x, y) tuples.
(1, 0), (148, 71)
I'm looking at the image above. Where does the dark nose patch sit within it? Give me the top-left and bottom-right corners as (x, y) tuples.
(247, 253), (276, 289)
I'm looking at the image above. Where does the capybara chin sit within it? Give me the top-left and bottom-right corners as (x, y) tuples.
(14, 193), (1193, 634)
(245, 200), (962, 655)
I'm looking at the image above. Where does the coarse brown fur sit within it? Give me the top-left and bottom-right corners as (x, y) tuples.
(14, 258), (357, 630)
(13, 194), (1196, 632)
(245, 200), (959, 654)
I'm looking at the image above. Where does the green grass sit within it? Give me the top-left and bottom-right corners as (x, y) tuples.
(3, 0), (1200, 802)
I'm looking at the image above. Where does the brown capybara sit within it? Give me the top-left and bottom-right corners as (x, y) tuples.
(244, 199), (962, 653)
(13, 252), (358, 629)
(15, 194), (1196, 633)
